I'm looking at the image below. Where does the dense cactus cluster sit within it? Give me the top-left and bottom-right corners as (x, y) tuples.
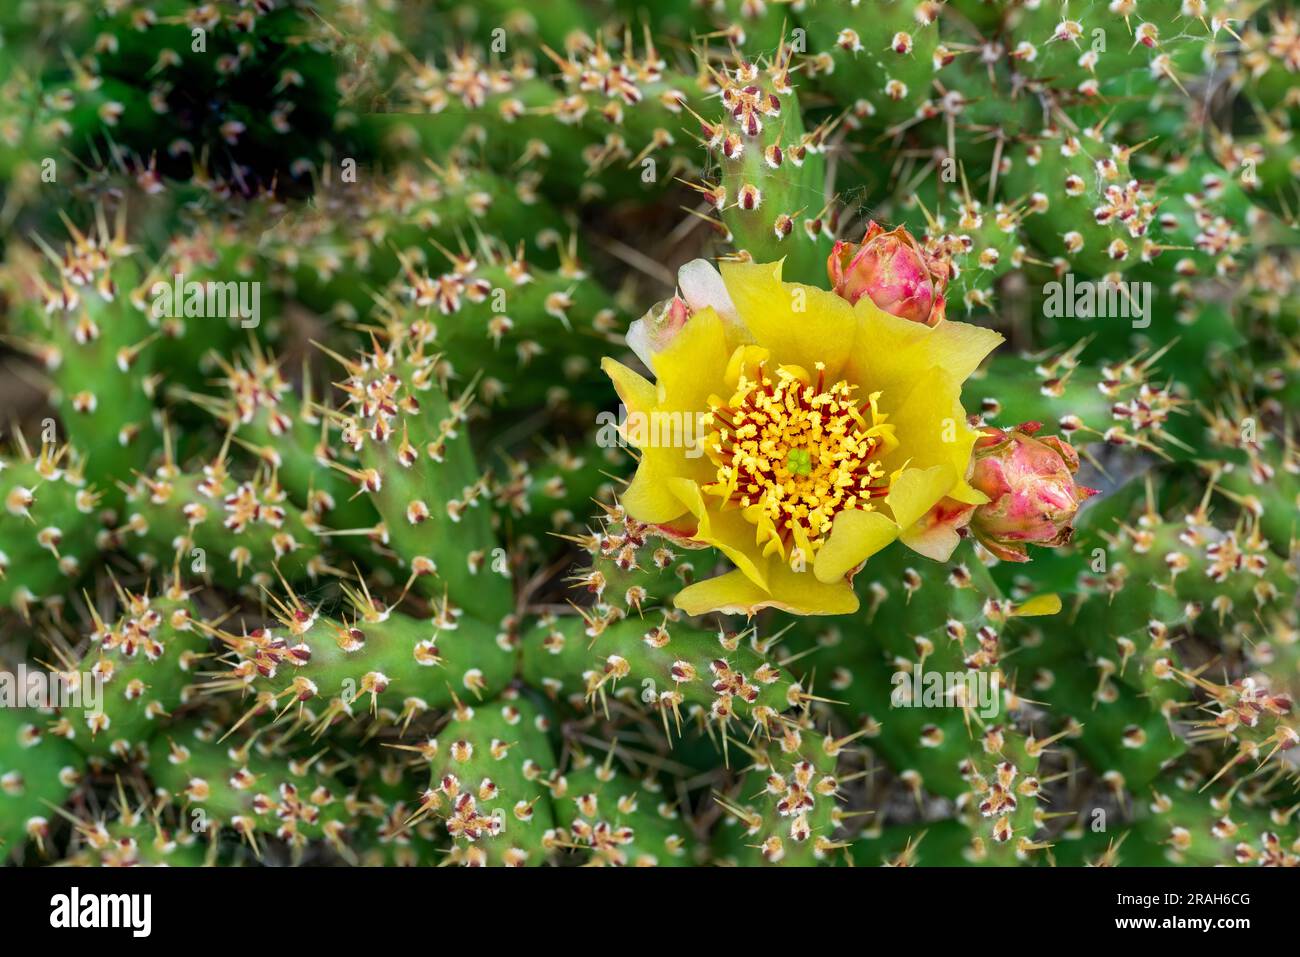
(0, 0), (1297, 871)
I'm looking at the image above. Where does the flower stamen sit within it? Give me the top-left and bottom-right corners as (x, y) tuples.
(704, 362), (896, 558)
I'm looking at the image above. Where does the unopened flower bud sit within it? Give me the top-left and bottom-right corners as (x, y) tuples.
(828, 221), (950, 326)
(967, 422), (1098, 562)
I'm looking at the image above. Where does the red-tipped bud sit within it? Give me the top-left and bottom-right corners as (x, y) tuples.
(967, 423), (1098, 562)
(827, 221), (950, 326)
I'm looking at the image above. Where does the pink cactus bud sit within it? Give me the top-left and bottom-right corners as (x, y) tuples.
(967, 422), (1099, 562)
(827, 221), (950, 326)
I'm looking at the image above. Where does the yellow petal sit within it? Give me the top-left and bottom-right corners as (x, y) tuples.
(878, 367), (980, 498)
(667, 478), (768, 590)
(900, 520), (962, 561)
(603, 357), (695, 523)
(813, 508), (899, 583)
(621, 458), (689, 524)
(1011, 593), (1063, 617)
(946, 477), (988, 507)
(674, 569), (772, 616)
(955, 478), (990, 505)
(885, 464), (956, 530)
(920, 319), (1005, 382)
(622, 410), (716, 488)
(763, 560), (861, 615)
(898, 497), (976, 562)
(606, 323), (721, 527)
(844, 300), (932, 393)
(601, 357), (656, 418)
(650, 307), (729, 414)
(847, 302), (1002, 393)
(719, 260), (857, 378)
(675, 566), (859, 617)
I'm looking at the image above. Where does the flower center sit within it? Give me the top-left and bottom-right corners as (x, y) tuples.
(704, 362), (895, 559)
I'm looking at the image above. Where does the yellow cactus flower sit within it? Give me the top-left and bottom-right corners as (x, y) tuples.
(603, 259), (1004, 616)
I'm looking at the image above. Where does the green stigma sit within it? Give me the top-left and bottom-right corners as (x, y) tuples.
(786, 448), (812, 477)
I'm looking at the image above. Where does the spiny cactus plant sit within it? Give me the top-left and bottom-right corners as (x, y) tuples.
(0, 0), (1296, 884)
